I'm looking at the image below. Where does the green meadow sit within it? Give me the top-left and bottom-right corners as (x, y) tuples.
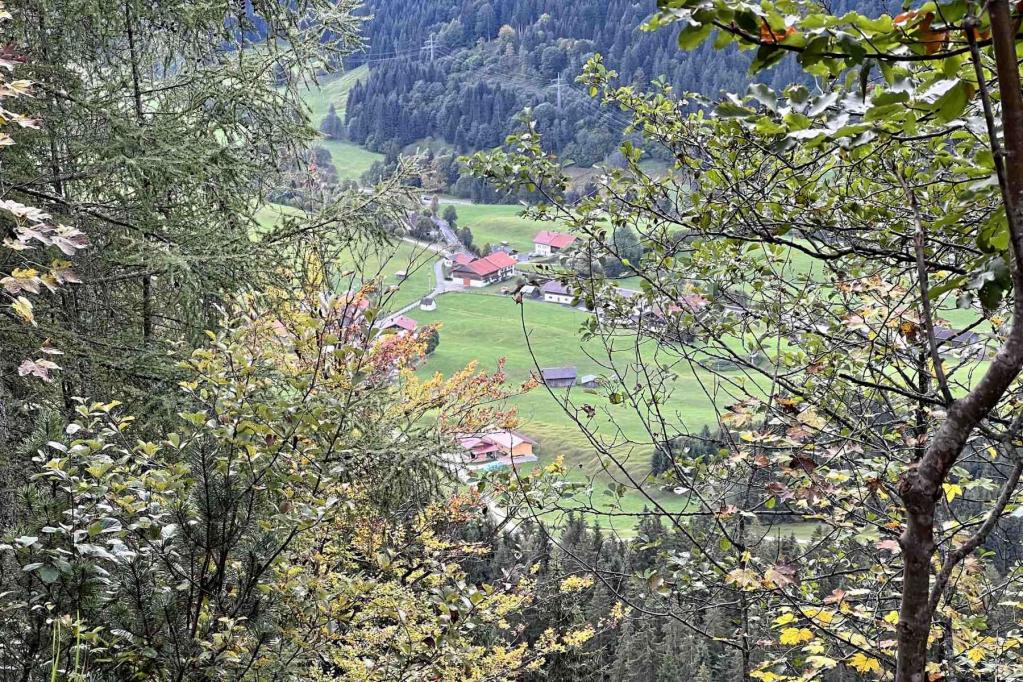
(299, 64), (369, 121)
(297, 65), (385, 180)
(444, 202), (558, 254)
(254, 204), (437, 311)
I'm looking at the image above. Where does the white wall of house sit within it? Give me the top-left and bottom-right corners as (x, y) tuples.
(534, 243), (552, 257)
(544, 292), (574, 305)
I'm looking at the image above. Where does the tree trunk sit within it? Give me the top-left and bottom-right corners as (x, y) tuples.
(895, 3), (1023, 680)
(895, 497), (936, 682)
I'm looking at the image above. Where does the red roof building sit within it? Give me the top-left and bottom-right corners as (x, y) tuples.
(451, 252), (517, 288)
(533, 231), (577, 256)
(457, 430), (538, 468)
(380, 314), (419, 335)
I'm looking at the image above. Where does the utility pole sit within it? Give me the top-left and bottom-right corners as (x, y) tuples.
(423, 35), (437, 63)
(553, 74), (562, 110)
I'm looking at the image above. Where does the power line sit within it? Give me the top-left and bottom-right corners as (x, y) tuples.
(422, 34), (437, 63)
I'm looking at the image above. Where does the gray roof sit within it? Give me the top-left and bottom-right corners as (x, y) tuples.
(541, 280), (571, 296)
(541, 366), (578, 381)
(579, 374), (600, 385)
(934, 327), (982, 345)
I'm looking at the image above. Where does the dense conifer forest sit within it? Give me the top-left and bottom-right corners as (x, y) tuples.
(344, 0), (895, 165)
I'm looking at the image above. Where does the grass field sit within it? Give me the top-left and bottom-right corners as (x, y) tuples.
(299, 64), (369, 121)
(254, 204), (437, 311)
(410, 292), (752, 535)
(321, 139), (384, 181)
(296, 65), (385, 181)
(332, 239), (438, 311)
(444, 203), (559, 254)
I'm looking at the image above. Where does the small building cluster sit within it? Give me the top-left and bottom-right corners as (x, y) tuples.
(457, 430), (537, 469)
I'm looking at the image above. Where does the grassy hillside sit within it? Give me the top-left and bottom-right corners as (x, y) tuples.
(333, 239), (438, 311)
(300, 64), (369, 121)
(254, 204), (436, 311)
(321, 140), (385, 181)
(298, 65), (385, 181)
(410, 292), (745, 534)
(444, 203), (559, 254)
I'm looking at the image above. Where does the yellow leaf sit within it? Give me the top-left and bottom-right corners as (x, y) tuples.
(779, 627), (814, 646)
(774, 612), (796, 626)
(559, 575), (594, 593)
(966, 647), (985, 664)
(848, 652), (882, 675)
(751, 671), (786, 682)
(12, 296), (34, 325)
(806, 655), (838, 670)
(884, 610), (900, 625)
(943, 482), (963, 502)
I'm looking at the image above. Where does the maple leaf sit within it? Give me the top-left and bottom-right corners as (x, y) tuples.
(18, 358), (60, 381)
(724, 567), (760, 590)
(764, 563), (798, 588)
(847, 653), (882, 675)
(876, 539), (901, 553)
(11, 295), (34, 324)
(942, 482), (963, 502)
(824, 588), (846, 605)
(778, 627), (814, 646)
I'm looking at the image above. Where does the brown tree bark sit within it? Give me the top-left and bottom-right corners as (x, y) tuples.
(895, 3), (1023, 680)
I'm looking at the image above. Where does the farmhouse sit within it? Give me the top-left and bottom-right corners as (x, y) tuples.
(451, 252), (517, 288)
(379, 314), (418, 336)
(420, 296), (437, 311)
(533, 230), (576, 256)
(520, 284), (541, 299)
(540, 366), (578, 388)
(579, 374), (601, 389)
(541, 280), (574, 305)
(457, 430), (537, 469)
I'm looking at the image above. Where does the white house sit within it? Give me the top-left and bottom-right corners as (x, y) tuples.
(450, 252), (517, 288)
(541, 280), (574, 305)
(533, 231), (577, 257)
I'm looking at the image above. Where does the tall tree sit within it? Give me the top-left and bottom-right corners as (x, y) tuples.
(1, 0), (371, 420)
(470, 2), (1023, 680)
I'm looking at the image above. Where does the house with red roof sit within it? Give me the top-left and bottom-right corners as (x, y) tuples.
(457, 430), (537, 468)
(533, 231), (577, 257)
(450, 251), (517, 288)
(379, 314), (418, 336)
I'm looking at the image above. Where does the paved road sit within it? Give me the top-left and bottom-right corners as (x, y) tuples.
(431, 216), (462, 249)
(376, 238), (460, 328)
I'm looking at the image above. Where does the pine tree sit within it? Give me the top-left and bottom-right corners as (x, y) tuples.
(320, 103), (345, 140)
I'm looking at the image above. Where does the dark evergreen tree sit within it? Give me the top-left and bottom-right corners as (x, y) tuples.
(320, 103), (345, 140)
(442, 204), (458, 227)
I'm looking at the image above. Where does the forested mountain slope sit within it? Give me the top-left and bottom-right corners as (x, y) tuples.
(343, 0), (896, 165)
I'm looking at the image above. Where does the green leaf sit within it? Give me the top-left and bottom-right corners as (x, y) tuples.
(935, 81), (968, 122)
(678, 22), (714, 50)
